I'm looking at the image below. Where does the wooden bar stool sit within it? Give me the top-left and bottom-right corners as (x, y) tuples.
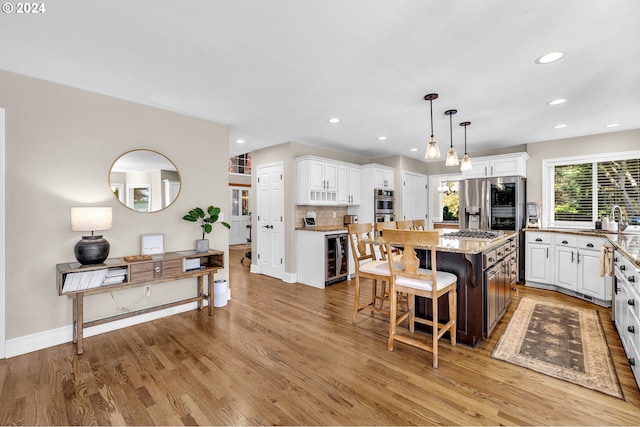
(347, 223), (394, 323)
(382, 229), (457, 368)
(396, 220), (414, 230)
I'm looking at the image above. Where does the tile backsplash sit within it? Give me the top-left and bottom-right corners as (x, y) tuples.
(295, 206), (349, 227)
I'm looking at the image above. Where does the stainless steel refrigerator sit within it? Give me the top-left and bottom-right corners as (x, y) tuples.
(459, 176), (527, 277)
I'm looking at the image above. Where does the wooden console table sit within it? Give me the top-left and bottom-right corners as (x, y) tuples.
(56, 250), (224, 354)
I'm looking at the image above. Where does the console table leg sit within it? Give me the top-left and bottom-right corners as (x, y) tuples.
(76, 293), (84, 355)
(197, 275), (204, 310)
(208, 272), (214, 316)
(72, 296), (78, 344)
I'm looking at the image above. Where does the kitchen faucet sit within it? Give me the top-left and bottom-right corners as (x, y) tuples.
(610, 205), (628, 232)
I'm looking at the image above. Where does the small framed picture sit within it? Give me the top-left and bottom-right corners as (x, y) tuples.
(141, 234), (164, 255)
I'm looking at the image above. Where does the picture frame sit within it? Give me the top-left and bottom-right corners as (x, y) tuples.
(141, 233), (164, 255)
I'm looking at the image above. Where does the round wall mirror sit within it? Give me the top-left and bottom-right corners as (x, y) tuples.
(109, 149), (181, 212)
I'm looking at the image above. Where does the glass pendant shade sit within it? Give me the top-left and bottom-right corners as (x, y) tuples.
(444, 109), (458, 166)
(459, 120), (473, 171)
(425, 136), (440, 159)
(460, 153), (472, 171)
(423, 93), (440, 159)
(445, 147), (459, 166)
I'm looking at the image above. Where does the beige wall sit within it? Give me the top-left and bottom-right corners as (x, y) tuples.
(1, 70), (229, 340)
(526, 129), (640, 203)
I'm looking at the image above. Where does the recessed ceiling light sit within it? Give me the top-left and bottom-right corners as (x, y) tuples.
(236, 139), (245, 144)
(535, 51), (565, 64)
(378, 136), (388, 141)
(547, 98), (566, 106)
(605, 123), (620, 128)
(554, 124), (568, 129)
(327, 117), (341, 124)
(410, 148), (418, 152)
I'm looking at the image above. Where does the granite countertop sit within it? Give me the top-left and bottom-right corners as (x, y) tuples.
(368, 229), (517, 255)
(524, 227), (640, 267)
(295, 225), (347, 232)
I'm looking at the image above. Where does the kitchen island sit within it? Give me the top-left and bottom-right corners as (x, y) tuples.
(406, 229), (520, 347)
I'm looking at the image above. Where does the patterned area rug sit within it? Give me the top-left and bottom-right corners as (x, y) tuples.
(491, 297), (623, 399)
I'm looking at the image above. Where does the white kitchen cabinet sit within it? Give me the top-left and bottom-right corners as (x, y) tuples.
(338, 164), (360, 205)
(577, 237), (612, 301)
(461, 152), (528, 178)
(525, 231), (553, 285)
(296, 156), (338, 205)
(554, 235), (578, 291)
(526, 231), (611, 306)
(373, 166), (394, 189)
(613, 250), (640, 389)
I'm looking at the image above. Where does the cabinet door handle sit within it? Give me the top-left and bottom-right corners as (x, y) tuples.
(628, 299), (635, 306)
(546, 248), (549, 258)
(629, 276), (636, 283)
(630, 358), (636, 366)
(562, 240), (568, 244)
(571, 251), (575, 263)
(535, 238), (542, 242)
(587, 243), (594, 248)
(614, 257), (619, 262)
(577, 252), (580, 264)
(621, 265), (626, 271)
(628, 325), (635, 333)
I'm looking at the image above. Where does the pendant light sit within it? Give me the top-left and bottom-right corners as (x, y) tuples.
(444, 109), (459, 166)
(459, 121), (473, 171)
(424, 93), (440, 159)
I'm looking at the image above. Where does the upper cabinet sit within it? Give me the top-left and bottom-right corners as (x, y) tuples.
(367, 164), (395, 189)
(337, 164), (360, 205)
(461, 152), (529, 179)
(297, 156), (361, 206)
(296, 156), (338, 205)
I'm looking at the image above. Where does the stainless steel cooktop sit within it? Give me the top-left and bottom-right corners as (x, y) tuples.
(443, 230), (501, 239)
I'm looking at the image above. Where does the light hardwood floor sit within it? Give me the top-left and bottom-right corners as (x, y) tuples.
(1, 247), (639, 425)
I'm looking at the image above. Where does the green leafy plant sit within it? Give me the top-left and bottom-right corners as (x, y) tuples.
(183, 206), (230, 239)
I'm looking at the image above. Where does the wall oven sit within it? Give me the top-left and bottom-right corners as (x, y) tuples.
(374, 189), (395, 222)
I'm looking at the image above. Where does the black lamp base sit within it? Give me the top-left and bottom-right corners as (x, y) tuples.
(74, 235), (110, 265)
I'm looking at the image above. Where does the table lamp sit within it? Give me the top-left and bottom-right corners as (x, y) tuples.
(71, 207), (112, 265)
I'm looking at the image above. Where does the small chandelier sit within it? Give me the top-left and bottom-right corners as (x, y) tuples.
(460, 121), (473, 171)
(444, 109), (459, 166)
(424, 93), (440, 159)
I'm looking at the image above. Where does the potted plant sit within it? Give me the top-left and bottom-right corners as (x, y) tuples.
(183, 206), (230, 252)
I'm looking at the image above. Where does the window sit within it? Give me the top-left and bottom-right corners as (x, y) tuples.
(439, 180), (460, 221)
(543, 151), (640, 228)
(229, 153), (252, 175)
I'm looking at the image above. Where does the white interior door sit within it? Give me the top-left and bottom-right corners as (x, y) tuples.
(402, 171), (428, 222)
(256, 162), (284, 279)
(1, 108), (5, 359)
(229, 186), (251, 245)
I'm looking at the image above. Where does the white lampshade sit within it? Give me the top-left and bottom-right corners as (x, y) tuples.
(71, 207), (112, 233)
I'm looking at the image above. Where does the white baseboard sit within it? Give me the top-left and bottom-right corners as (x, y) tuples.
(5, 301), (202, 358)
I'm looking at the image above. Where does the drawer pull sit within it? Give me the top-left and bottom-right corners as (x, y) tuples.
(562, 240), (568, 244)
(628, 325), (635, 333)
(614, 257), (619, 262)
(630, 358), (636, 366)
(629, 299), (635, 306)
(155, 267), (161, 273)
(535, 238), (542, 242)
(587, 243), (594, 248)
(621, 265), (626, 271)
(629, 276), (636, 283)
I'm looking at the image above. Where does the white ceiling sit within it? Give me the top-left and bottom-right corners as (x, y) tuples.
(2, 0), (640, 160)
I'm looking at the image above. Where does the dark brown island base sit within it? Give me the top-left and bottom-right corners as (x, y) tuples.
(411, 230), (520, 347)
